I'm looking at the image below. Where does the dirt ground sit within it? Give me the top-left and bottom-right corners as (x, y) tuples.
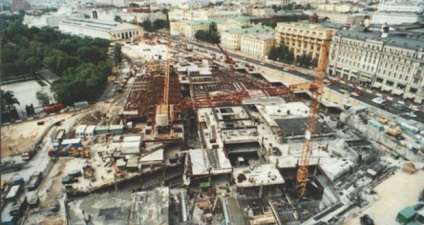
(343, 170), (424, 225)
(1, 114), (73, 158)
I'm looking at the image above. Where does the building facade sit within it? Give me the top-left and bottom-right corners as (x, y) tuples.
(275, 22), (335, 62)
(327, 28), (424, 104)
(58, 18), (142, 40)
(10, 0), (31, 11)
(241, 33), (275, 58)
(312, 11), (368, 26)
(371, 0), (424, 25)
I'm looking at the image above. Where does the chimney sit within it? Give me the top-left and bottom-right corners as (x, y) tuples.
(381, 23), (389, 38)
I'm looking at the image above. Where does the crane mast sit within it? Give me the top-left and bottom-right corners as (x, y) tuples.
(295, 41), (330, 198)
(155, 42), (172, 128)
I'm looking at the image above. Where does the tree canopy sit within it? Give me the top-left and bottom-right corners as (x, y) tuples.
(1, 14), (112, 105)
(1, 90), (20, 112)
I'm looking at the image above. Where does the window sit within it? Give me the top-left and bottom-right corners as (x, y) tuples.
(410, 88), (417, 94)
(405, 76), (408, 81)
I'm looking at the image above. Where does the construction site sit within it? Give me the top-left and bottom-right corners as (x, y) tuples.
(2, 34), (424, 225)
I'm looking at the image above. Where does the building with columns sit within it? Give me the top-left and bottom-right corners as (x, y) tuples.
(58, 17), (142, 40)
(327, 26), (424, 104)
(275, 22), (336, 62)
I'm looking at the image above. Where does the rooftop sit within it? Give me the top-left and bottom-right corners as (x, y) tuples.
(232, 164), (285, 187)
(336, 29), (424, 50)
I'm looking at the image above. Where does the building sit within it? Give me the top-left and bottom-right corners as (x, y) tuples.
(275, 22), (336, 62)
(371, 0), (424, 25)
(168, 9), (241, 21)
(327, 26), (424, 104)
(58, 17), (142, 40)
(312, 11), (368, 26)
(241, 33), (275, 58)
(170, 20), (214, 38)
(10, 0), (30, 11)
(314, 3), (363, 13)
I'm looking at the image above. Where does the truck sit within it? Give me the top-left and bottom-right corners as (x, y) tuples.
(43, 103), (64, 113)
(26, 172), (43, 191)
(13, 177), (24, 185)
(386, 125), (403, 136)
(1, 216), (16, 225)
(1, 160), (28, 174)
(5, 184), (23, 201)
(53, 129), (66, 147)
(9, 197), (28, 218)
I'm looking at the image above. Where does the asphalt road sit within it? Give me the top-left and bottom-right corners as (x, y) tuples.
(187, 41), (424, 124)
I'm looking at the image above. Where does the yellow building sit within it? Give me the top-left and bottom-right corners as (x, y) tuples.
(241, 33), (275, 58)
(275, 22), (335, 62)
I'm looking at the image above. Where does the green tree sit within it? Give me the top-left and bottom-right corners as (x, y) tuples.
(115, 16), (122, 22)
(1, 90), (20, 111)
(113, 44), (123, 65)
(208, 22), (221, 44)
(36, 91), (50, 106)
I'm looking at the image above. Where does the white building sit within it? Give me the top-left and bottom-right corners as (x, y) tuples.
(58, 17), (142, 40)
(23, 6), (84, 28)
(371, 0), (424, 25)
(327, 27), (424, 104)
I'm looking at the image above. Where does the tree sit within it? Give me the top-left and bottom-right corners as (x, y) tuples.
(114, 16), (122, 22)
(113, 44), (122, 65)
(208, 22), (221, 44)
(36, 91), (50, 106)
(1, 90), (20, 111)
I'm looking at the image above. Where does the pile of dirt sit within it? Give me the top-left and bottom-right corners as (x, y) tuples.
(79, 111), (103, 125)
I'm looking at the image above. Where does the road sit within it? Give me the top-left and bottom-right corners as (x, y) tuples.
(186, 41), (424, 125)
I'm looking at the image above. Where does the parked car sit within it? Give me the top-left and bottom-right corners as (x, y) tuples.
(372, 97), (385, 104)
(392, 103), (405, 111)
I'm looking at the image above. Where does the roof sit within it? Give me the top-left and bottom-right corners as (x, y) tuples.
(232, 164), (285, 187)
(85, 125), (96, 133)
(60, 18), (139, 32)
(233, 16), (252, 22)
(123, 136), (142, 142)
(336, 29), (424, 50)
(189, 149), (232, 176)
(76, 125), (87, 133)
(398, 206), (416, 219)
(275, 118), (334, 136)
(131, 187), (169, 225)
(140, 149), (164, 163)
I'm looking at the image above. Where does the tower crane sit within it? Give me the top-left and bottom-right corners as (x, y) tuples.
(294, 41), (331, 198)
(155, 42), (173, 132)
(209, 22), (234, 64)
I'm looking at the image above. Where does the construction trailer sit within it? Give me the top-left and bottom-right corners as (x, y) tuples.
(110, 125), (125, 135)
(76, 125), (88, 138)
(84, 125), (96, 138)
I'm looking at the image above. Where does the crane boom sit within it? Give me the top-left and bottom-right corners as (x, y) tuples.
(295, 40), (330, 198)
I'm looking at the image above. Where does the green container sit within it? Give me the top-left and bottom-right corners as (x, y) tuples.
(396, 207), (416, 224)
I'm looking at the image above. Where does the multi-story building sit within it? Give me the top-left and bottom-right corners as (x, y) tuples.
(312, 11), (368, 26)
(314, 3), (363, 13)
(371, 0), (424, 25)
(10, 0), (31, 11)
(168, 9), (241, 21)
(275, 22), (335, 62)
(241, 33), (275, 58)
(58, 17), (142, 40)
(327, 27), (424, 104)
